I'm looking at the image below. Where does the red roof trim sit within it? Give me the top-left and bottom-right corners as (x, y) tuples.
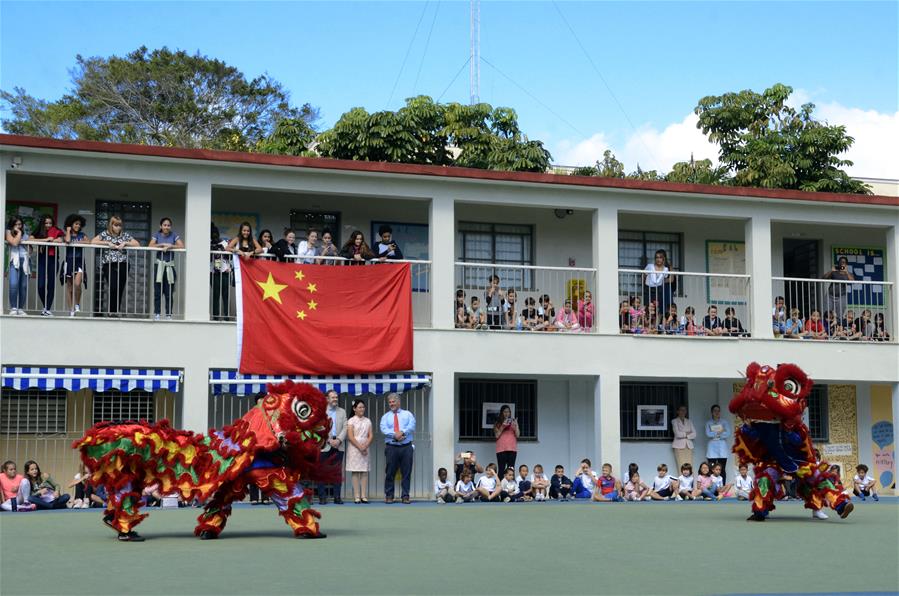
(1, 134), (896, 206)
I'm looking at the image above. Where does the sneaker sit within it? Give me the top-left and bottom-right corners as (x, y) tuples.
(71, 498), (83, 509)
(812, 509), (829, 520)
(118, 531), (145, 542)
(16, 309), (27, 316)
(17, 503), (36, 511)
(165, 314), (172, 320)
(503, 496), (511, 503)
(455, 496), (463, 503)
(676, 494), (683, 501)
(69, 310), (76, 317)
(8, 308), (17, 316)
(437, 497), (444, 504)
(74, 305), (81, 313)
(872, 494), (879, 501)
(41, 309), (52, 316)
(154, 314), (161, 321)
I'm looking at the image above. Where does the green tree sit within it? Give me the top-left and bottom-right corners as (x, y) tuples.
(316, 96), (551, 172)
(666, 155), (730, 185)
(1, 46), (316, 152)
(695, 83), (869, 193)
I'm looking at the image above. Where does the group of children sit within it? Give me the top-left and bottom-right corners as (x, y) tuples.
(772, 296), (891, 341)
(619, 299), (747, 337)
(454, 281), (594, 333)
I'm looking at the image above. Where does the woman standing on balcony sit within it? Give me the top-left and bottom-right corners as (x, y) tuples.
(5, 217), (29, 316)
(210, 224), (232, 321)
(318, 229), (339, 264)
(32, 214), (64, 316)
(92, 216), (139, 317)
(227, 222), (262, 258)
(494, 405), (519, 474)
(61, 214), (88, 317)
(297, 229), (319, 264)
(339, 230), (374, 265)
(643, 249), (674, 315)
(257, 229), (274, 257)
(148, 217), (184, 321)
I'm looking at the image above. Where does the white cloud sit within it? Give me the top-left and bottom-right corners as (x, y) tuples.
(552, 101), (899, 179)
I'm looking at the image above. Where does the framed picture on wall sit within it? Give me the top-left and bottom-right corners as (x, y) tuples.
(482, 402), (515, 430)
(705, 240), (747, 305)
(6, 201), (58, 236)
(636, 405), (668, 431)
(211, 212), (260, 242)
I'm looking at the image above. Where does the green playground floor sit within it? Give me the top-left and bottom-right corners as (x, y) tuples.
(1, 498), (897, 596)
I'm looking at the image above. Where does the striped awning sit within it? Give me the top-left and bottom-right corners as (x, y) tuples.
(1, 367), (182, 393)
(209, 370), (430, 396)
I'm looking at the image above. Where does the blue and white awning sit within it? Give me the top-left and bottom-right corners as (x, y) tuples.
(209, 370), (431, 397)
(1, 367), (182, 393)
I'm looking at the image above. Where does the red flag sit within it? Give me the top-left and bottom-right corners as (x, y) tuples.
(237, 257), (413, 375)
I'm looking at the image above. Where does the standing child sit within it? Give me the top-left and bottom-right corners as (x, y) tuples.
(649, 464), (678, 500)
(734, 464), (753, 500)
(517, 465), (534, 501)
(853, 464), (879, 501)
(550, 465), (572, 501)
(530, 464), (550, 501)
(592, 463), (623, 502)
(572, 459), (597, 499)
(477, 463), (503, 502)
(710, 463), (733, 500)
(624, 473), (650, 501)
(454, 472), (476, 503)
(434, 467), (455, 504)
(500, 468), (522, 502)
(676, 463), (695, 500)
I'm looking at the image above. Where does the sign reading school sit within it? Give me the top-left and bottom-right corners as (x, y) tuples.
(236, 257), (413, 375)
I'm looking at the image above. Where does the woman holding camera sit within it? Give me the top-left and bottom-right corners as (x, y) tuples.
(493, 404), (520, 474)
(823, 256), (855, 319)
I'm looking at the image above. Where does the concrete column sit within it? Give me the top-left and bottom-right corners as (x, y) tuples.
(430, 368), (455, 475)
(892, 383), (899, 496)
(429, 195), (455, 329)
(886, 224), (899, 341)
(184, 178), (213, 321)
(593, 204), (619, 335)
(593, 373), (621, 473)
(745, 215), (774, 339)
(181, 366), (210, 432)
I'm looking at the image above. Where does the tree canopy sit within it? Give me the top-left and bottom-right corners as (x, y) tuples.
(1, 46), (316, 152)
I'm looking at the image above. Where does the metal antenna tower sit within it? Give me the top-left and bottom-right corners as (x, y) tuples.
(469, 0), (480, 104)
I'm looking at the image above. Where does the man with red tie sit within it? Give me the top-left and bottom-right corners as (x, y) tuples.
(379, 393), (416, 504)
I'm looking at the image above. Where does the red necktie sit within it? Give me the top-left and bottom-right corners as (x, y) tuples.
(393, 412), (400, 434)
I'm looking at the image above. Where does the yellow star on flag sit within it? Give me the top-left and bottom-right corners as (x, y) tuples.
(306, 283), (317, 293)
(307, 300), (318, 310)
(296, 310), (307, 320)
(256, 273), (288, 304)
(294, 270), (305, 281)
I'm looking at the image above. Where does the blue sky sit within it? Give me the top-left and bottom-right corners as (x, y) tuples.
(1, 1), (897, 175)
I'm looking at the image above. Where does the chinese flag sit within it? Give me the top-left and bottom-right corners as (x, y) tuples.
(237, 257), (413, 375)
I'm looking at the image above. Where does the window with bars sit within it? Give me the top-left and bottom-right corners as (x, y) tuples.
(620, 382), (687, 441)
(93, 391), (155, 424)
(807, 385), (829, 443)
(458, 379), (537, 441)
(458, 222), (534, 289)
(618, 230), (683, 295)
(290, 210), (341, 244)
(0, 389), (68, 434)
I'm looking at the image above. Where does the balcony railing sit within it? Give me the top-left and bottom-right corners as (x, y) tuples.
(618, 269), (752, 337)
(772, 277), (894, 342)
(210, 252), (432, 327)
(454, 262), (598, 332)
(4, 240), (186, 320)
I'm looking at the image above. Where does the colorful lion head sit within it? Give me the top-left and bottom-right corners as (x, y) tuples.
(260, 380), (331, 447)
(729, 362), (813, 426)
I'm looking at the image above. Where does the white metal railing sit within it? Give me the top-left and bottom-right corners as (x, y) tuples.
(454, 262), (598, 332)
(210, 252), (432, 327)
(4, 240), (186, 320)
(772, 277), (894, 342)
(618, 269), (752, 337)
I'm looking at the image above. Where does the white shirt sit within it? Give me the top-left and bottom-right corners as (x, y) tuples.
(652, 475), (672, 491)
(677, 474), (694, 491)
(854, 474), (875, 489)
(296, 240), (317, 264)
(735, 475), (753, 492)
(455, 480), (474, 493)
(644, 264), (669, 287)
(501, 478), (520, 495)
(710, 474), (724, 489)
(529, 473), (548, 485)
(477, 475), (498, 492)
(577, 472), (596, 492)
(434, 478), (452, 495)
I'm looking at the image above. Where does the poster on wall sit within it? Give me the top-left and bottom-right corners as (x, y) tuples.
(5, 201), (59, 236)
(831, 245), (886, 307)
(636, 405), (667, 431)
(211, 212), (260, 242)
(482, 402), (515, 430)
(706, 240), (746, 305)
(870, 386), (895, 490)
(371, 221), (429, 291)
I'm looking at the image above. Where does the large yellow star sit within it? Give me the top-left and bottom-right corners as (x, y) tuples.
(296, 310), (307, 320)
(307, 299), (318, 310)
(306, 282), (317, 293)
(256, 273), (288, 304)
(294, 270), (305, 281)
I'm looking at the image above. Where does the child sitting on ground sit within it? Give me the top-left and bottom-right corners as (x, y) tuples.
(695, 462), (715, 500)
(500, 468), (522, 502)
(624, 472), (650, 501)
(434, 467), (455, 503)
(572, 458), (597, 499)
(676, 463), (695, 500)
(550, 465), (572, 501)
(477, 463), (503, 502)
(592, 463), (623, 502)
(649, 464), (678, 500)
(853, 464), (879, 501)
(710, 463), (733, 500)
(530, 464), (550, 501)
(734, 464), (753, 500)
(454, 472), (476, 502)
(516, 465), (534, 501)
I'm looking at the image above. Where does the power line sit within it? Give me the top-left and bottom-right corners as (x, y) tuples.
(412, 1), (441, 95)
(437, 56), (471, 102)
(386, 1), (430, 108)
(481, 56), (586, 137)
(551, 1), (661, 170)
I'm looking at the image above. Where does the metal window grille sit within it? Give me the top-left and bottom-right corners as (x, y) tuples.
(458, 222), (534, 288)
(0, 388), (67, 434)
(290, 210), (341, 245)
(618, 231), (683, 295)
(458, 379), (537, 441)
(807, 385), (829, 442)
(93, 391), (155, 424)
(620, 382), (687, 441)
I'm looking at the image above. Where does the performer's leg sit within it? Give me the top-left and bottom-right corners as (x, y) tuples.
(748, 466), (779, 521)
(266, 475), (324, 538)
(104, 481), (148, 535)
(194, 481), (245, 538)
(802, 465), (853, 518)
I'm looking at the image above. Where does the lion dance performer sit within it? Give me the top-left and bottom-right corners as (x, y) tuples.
(73, 381), (338, 541)
(730, 362), (853, 522)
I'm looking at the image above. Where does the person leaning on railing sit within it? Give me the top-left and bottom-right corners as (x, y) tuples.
(148, 217), (184, 321)
(61, 214), (89, 317)
(5, 216), (29, 316)
(210, 224), (232, 321)
(227, 221), (263, 258)
(92, 215), (140, 317)
(297, 229), (319, 264)
(339, 230), (374, 265)
(31, 213), (64, 316)
(318, 228), (339, 264)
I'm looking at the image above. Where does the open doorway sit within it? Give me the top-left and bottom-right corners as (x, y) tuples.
(783, 238), (821, 317)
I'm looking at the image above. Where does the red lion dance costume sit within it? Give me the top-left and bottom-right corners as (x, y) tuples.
(73, 381), (336, 541)
(730, 362), (853, 522)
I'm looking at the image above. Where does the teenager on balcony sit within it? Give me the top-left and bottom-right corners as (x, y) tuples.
(148, 217), (184, 320)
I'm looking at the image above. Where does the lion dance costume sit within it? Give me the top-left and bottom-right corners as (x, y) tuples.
(730, 362), (853, 521)
(73, 381), (338, 541)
